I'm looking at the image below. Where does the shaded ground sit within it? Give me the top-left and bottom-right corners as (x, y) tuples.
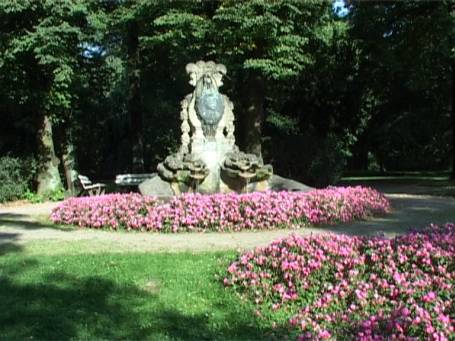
(0, 252), (275, 341)
(338, 174), (455, 197)
(1, 182), (455, 254)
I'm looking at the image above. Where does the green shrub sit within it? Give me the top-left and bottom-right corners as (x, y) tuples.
(45, 187), (66, 202)
(23, 190), (43, 203)
(23, 187), (66, 203)
(265, 131), (351, 188)
(0, 156), (31, 203)
(307, 134), (350, 187)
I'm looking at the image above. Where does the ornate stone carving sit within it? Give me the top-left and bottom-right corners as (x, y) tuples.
(223, 96), (235, 146)
(157, 153), (209, 192)
(195, 76), (224, 138)
(155, 60), (273, 195)
(221, 151), (273, 183)
(179, 95), (191, 155)
(181, 61), (232, 145)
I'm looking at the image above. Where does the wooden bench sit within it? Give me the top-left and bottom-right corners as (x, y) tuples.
(78, 175), (106, 196)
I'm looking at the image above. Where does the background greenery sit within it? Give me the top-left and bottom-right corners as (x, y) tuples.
(0, 0), (453, 195)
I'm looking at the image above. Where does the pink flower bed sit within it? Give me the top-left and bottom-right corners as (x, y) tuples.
(50, 186), (390, 232)
(224, 224), (455, 340)
(50, 193), (157, 229)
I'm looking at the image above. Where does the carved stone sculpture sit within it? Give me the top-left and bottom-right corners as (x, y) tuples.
(157, 153), (209, 193)
(221, 151), (273, 182)
(179, 61), (235, 155)
(152, 60), (273, 195)
(220, 151), (273, 193)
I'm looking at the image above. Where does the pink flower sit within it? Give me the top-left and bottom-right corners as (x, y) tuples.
(422, 291), (436, 302)
(224, 223), (455, 340)
(50, 187), (391, 233)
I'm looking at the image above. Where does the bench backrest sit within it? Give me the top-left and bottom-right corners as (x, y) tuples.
(78, 175), (92, 189)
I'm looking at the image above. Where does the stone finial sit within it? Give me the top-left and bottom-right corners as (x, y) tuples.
(186, 61), (227, 89)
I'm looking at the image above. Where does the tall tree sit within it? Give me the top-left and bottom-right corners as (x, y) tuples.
(1, 1), (71, 193)
(447, 2), (455, 178)
(213, 0), (333, 157)
(144, 0), (336, 158)
(109, 1), (148, 172)
(348, 1), (453, 172)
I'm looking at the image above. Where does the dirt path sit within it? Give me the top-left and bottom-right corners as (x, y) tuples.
(1, 193), (455, 254)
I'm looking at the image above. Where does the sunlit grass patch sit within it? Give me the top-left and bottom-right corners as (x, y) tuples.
(0, 251), (283, 340)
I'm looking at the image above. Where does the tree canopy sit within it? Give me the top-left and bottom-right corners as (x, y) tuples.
(0, 0), (453, 192)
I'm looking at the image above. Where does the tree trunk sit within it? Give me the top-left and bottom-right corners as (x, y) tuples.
(127, 20), (144, 172)
(242, 72), (265, 157)
(451, 60), (455, 179)
(36, 115), (62, 195)
(445, 1), (455, 178)
(62, 142), (76, 195)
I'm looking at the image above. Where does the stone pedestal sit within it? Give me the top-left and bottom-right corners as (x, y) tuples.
(190, 139), (234, 193)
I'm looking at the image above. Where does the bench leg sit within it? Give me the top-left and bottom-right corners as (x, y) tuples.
(82, 186), (105, 196)
(92, 187), (105, 196)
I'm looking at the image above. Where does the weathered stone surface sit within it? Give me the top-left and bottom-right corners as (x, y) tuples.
(269, 175), (313, 192)
(190, 140), (233, 193)
(219, 150), (272, 193)
(221, 151), (272, 181)
(153, 61), (314, 196)
(157, 153), (209, 192)
(182, 61), (234, 150)
(195, 77), (225, 138)
(138, 175), (174, 197)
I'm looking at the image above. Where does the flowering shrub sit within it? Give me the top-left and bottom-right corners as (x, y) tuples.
(50, 193), (158, 229)
(50, 186), (390, 232)
(224, 224), (455, 340)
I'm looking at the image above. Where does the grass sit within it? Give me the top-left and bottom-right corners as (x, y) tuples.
(0, 250), (283, 341)
(338, 172), (455, 197)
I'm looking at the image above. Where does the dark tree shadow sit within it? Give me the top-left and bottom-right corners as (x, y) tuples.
(0, 258), (278, 340)
(149, 305), (284, 341)
(0, 213), (74, 231)
(0, 231), (23, 255)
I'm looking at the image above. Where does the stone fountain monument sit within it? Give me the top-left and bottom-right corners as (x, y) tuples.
(139, 60), (311, 196)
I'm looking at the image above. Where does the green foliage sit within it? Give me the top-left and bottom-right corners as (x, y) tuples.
(0, 156), (31, 203)
(348, 1), (453, 171)
(23, 187), (66, 203)
(213, 0), (329, 80)
(0, 0), (91, 120)
(0, 0), (452, 185)
(23, 190), (44, 204)
(307, 134), (351, 187)
(266, 130), (352, 187)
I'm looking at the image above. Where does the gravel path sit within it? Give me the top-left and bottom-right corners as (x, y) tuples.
(1, 193), (455, 253)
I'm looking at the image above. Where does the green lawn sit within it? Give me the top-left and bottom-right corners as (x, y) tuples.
(338, 172), (455, 197)
(0, 251), (281, 340)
